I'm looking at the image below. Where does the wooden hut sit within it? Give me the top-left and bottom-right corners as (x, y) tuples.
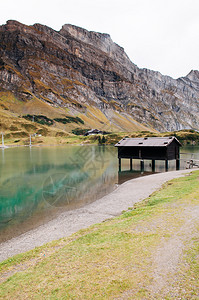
(115, 137), (181, 172)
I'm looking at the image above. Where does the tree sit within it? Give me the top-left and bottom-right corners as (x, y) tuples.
(98, 135), (102, 144)
(101, 135), (106, 144)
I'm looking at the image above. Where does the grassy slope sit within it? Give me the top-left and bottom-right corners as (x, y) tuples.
(0, 89), (153, 146)
(1, 90), (199, 147)
(0, 171), (198, 299)
(1, 106), (199, 147)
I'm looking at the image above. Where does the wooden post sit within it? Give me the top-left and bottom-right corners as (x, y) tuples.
(165, 160), (168, 172)
(152, 160), (155, 172)
(119, 158), (121, 172)
(140, 160), (144, 172)
(176, 159), (180, 170)
(130, 158), (133, 171)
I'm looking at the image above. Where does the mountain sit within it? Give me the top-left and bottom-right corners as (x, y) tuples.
(0, 20), (199, 136)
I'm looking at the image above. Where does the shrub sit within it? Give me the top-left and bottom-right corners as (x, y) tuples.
(22, 115), (54, 126)
(72, 128), (90, 135)
(54, 116), (84, 124)
(102, 135), (106, 144)
(98, 135), (106, 144)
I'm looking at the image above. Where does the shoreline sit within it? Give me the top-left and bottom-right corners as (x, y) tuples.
(0, 168), (198, 262)
(0, 142), (96, 149)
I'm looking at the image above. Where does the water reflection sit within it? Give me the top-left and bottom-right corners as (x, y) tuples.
(0, 145), (118, 242)
(1, 149), (4, 165)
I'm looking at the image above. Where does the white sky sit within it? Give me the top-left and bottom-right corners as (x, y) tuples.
(1, 0), (199, 79)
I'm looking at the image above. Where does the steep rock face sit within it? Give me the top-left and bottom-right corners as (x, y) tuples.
(60, 24), (137, 73)
(136, 69), (199, 130)
(0, 20), (199, 132)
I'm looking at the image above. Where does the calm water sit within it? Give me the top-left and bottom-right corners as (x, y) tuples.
(0, 145), (198, 242)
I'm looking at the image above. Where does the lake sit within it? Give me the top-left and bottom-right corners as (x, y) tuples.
(0, 144), (198, 242)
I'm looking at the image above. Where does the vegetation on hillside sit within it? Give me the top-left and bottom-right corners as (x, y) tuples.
(22, 114), (84, 126)
(170, 129), (199, 145)
(54, 116), (84, 124)
(94, 129), (199, 145)
(22, 114), (54, 126)
(98, 135), (106, 144)
(71, 128), (90, 135)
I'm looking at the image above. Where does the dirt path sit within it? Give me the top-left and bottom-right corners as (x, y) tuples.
(0, 169), (198, 262)
(148, 205), (199, 297)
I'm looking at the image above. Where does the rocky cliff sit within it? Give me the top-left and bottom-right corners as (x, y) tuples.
(0, 20), (199, 133)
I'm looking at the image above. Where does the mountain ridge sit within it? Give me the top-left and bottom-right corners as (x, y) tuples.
(0, 20), (199, 136)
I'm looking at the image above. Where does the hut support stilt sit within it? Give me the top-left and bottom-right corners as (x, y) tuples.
(152, 159), (155, 172)
(165, 160), (168, 172)
(176, 159), (180, 170)
(140, 160), (144, 172)
(130, 158), (133, 171)
(119, 158), (121, 172)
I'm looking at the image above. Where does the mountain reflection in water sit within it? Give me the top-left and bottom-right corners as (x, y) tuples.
(0, 145), (118, 242)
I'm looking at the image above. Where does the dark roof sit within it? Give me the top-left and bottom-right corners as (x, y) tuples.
(115, 137), (182, 147)
(87, 129), (102, 133)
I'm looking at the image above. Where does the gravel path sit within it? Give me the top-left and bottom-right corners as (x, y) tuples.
(0, 169), (197, 262)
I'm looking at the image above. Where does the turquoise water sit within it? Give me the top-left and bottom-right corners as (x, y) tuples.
(0, 145), (198, 242)
(0, 145), (118, 241)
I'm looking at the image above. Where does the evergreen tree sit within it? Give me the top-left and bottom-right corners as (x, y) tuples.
(102, 135), (106, 144)
(98, 135), (102, 144)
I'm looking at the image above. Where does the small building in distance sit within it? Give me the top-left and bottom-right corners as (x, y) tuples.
(115, 136), (182, 172)
(84, 129), (103, 136)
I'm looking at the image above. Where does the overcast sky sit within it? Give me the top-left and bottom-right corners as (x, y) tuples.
(1, 0), (198, 79)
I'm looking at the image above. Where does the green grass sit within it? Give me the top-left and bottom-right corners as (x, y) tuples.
(0, 171), (199, 299)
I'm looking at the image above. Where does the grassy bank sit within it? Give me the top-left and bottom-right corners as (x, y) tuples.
(0, 171), (199, 299)
(2, 129), (199, 147)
